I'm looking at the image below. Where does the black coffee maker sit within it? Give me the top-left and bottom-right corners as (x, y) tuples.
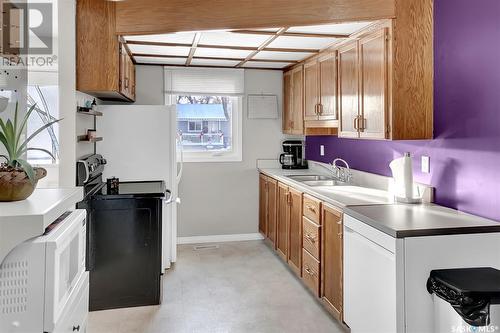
(279, 140), (308, 169)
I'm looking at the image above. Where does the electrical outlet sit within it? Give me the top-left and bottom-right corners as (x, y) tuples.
(320, 145), (325, 156)
(421, 155), (430, 173)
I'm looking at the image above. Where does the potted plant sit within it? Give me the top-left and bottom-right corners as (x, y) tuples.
(0, 102), (61, 201)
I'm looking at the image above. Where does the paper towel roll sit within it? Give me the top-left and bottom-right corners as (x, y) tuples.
(389, 152), (414, 200)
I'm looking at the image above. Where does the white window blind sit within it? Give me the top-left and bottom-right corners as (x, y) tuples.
(164, 67), (245, 96)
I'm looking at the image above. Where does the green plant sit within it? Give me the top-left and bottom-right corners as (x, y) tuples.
(0, 102), (61, 183)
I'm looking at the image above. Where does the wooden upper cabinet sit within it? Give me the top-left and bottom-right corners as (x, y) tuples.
(287, 187), (303, 276)
(319, 52), (338, 121)
(304, 61), (320, 121)
(321, 203), (343, 320)
(339, 41), (360, 138)
(359, 28), (388, 139)
(283, 71), (292, 133)
(290, 66), (304, 134)
(77, 0), (135, 102)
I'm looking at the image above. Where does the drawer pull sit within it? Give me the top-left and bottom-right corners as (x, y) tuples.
(73, 325), (81, 332)
(304, 267), (315, 276)
(306, 204), (316, 213)
(305, 233), (316, 243)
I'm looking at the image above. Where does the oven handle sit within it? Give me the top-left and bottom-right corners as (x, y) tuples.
(164, 190), (173, 205)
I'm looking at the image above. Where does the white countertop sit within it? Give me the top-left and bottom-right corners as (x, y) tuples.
(259, 168), (395, 207)
(0, 187), (84, 264)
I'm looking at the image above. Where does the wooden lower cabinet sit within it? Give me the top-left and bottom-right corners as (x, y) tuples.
(321, 203), (344, 320)
(276, 182), (289, 261)
(259, 174), (344, 323)
(259, 174), (278, 247)
(287, 187), (303, 276)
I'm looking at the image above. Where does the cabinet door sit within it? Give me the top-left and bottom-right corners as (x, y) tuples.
(258, 174), (267, 236)
(287, 187), (303, 276)
(128, 55), (136, 100)
(319, 52), (338, 120)
(321, 203), (343, 320)
(276, 183), (289, 261)
(359, 28), (388, 139)
(267, 178), (278, 248)
(304, 61), (319, 121)
(339, 41), (360, 138)
(283, 71), (292, 134)
(290, 66), (304, 135)
(119, 44), (127, 96)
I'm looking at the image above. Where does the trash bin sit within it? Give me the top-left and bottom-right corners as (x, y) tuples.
(427, 267), (500, 333)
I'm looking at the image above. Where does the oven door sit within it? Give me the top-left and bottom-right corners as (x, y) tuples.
(43, 209), (87, 332)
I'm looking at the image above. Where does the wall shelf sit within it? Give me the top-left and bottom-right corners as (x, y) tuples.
(77, 110), (103, 117)
(77, 135), (103, 143)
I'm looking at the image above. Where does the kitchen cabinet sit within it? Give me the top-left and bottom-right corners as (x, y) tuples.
(259, 174), (277, 247)
(276, 182), (289, 260)
(338, 41), (360, 138)
(282, 66), (304, 135)
(321, 203), (343, 320)
(304, 54), (338, 123)
(287, 187), (303, 276)
(77, 0), (136, 102)
(339, 28), (388, 139)
(275, 181), (303, 275)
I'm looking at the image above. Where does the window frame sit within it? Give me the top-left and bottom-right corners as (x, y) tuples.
(172, 95), (243, 163)
(187, 120), (202, 132)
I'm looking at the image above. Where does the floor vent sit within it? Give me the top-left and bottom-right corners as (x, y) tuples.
(193, 244), (220, 251)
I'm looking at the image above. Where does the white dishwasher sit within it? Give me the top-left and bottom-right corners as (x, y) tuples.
(343, 214), (398, 333)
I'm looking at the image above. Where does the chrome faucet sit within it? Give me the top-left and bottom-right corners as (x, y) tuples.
(331, 158), (352, 183)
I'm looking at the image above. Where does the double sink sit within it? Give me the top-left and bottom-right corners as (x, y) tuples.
(286, 175), (347, 187)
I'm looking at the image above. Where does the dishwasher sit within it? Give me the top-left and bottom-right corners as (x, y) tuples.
(343, 214), (397, 333)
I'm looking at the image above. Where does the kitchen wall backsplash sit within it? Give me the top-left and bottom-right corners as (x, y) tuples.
(306, 0), (500, 222)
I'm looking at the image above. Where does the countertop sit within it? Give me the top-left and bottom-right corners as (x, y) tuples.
(259, 168), (395, 207)
(259, 167), (500, 238)
(344, 204), (500, 238)
(0, 187), (84, 264)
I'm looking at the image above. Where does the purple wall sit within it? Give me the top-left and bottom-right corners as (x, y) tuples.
(306, 0), (500, 221)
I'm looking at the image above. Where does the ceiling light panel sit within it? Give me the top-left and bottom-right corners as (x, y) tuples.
(253, 51), (315, 61)
(128, 44), (191, 56)
(243, 61), (293, 69)
(190, 58), (241, 67)
(267, 36), (337, 50)
(287, 21), (373, 35)
(199, 32), (269, 47)
(194, 47), (253, 59)
(125, 32), (196, 44)
(134, 56), (188, 65)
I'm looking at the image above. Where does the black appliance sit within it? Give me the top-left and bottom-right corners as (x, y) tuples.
(76, 154), (170, 311)
(279, 140), (308, 169)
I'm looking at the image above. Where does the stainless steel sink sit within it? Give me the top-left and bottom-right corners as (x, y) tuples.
(286, 175), (334, 182)
(302, 180), (347, 187)
(286, 175), (347, 187)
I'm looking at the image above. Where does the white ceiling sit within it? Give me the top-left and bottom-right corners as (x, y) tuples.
(125, 21), (374, 69)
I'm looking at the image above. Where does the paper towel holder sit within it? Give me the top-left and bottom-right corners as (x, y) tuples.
(394, 184), (423, 204)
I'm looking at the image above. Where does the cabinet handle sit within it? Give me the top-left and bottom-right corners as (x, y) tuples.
(306, 204), (316, 213)
(353, 116), (358, 130)
(305, 233), (316, 243)
(359, 117), (366, 132)
(315, 104), (319, 115)
(124, 77), (129, 89)
(305, 267), (315, 276)
(73, 326), (80, 332)
(318, 104), (323, 115)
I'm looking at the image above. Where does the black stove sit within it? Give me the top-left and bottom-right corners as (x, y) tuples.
(76, 154), (167, 311)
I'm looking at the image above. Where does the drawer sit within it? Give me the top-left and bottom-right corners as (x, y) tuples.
(303, 194), (321, 224)
(302, 217), (320, 260)
(302, 249), (320, 297)
(53, 272), (89, 333)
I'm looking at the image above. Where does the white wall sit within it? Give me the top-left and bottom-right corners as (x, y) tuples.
(178, 69), (285, 237)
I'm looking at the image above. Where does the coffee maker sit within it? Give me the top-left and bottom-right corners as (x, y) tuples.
(279, 140), (308, 169)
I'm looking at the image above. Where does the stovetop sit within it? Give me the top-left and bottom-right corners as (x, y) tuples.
(94, 181), (167, 199)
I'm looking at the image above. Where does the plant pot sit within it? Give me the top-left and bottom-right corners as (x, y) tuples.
(0, 167), (47, 202)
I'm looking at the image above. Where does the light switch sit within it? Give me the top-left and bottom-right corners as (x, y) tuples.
(320, 145), (325, 156)
(421, 155), (430, 173)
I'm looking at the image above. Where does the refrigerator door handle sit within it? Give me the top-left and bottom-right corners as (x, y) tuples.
(176, 138), (184, 183)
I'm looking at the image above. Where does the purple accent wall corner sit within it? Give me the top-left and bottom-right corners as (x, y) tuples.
(305, 0), (500, 221)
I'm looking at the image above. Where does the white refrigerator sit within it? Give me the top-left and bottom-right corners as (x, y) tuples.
(97, 105), (182, 271)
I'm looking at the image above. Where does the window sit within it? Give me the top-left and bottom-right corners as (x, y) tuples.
(165, 67), (244, 162)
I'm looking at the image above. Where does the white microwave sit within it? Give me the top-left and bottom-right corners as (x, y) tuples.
(0, 209), (89, 333)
